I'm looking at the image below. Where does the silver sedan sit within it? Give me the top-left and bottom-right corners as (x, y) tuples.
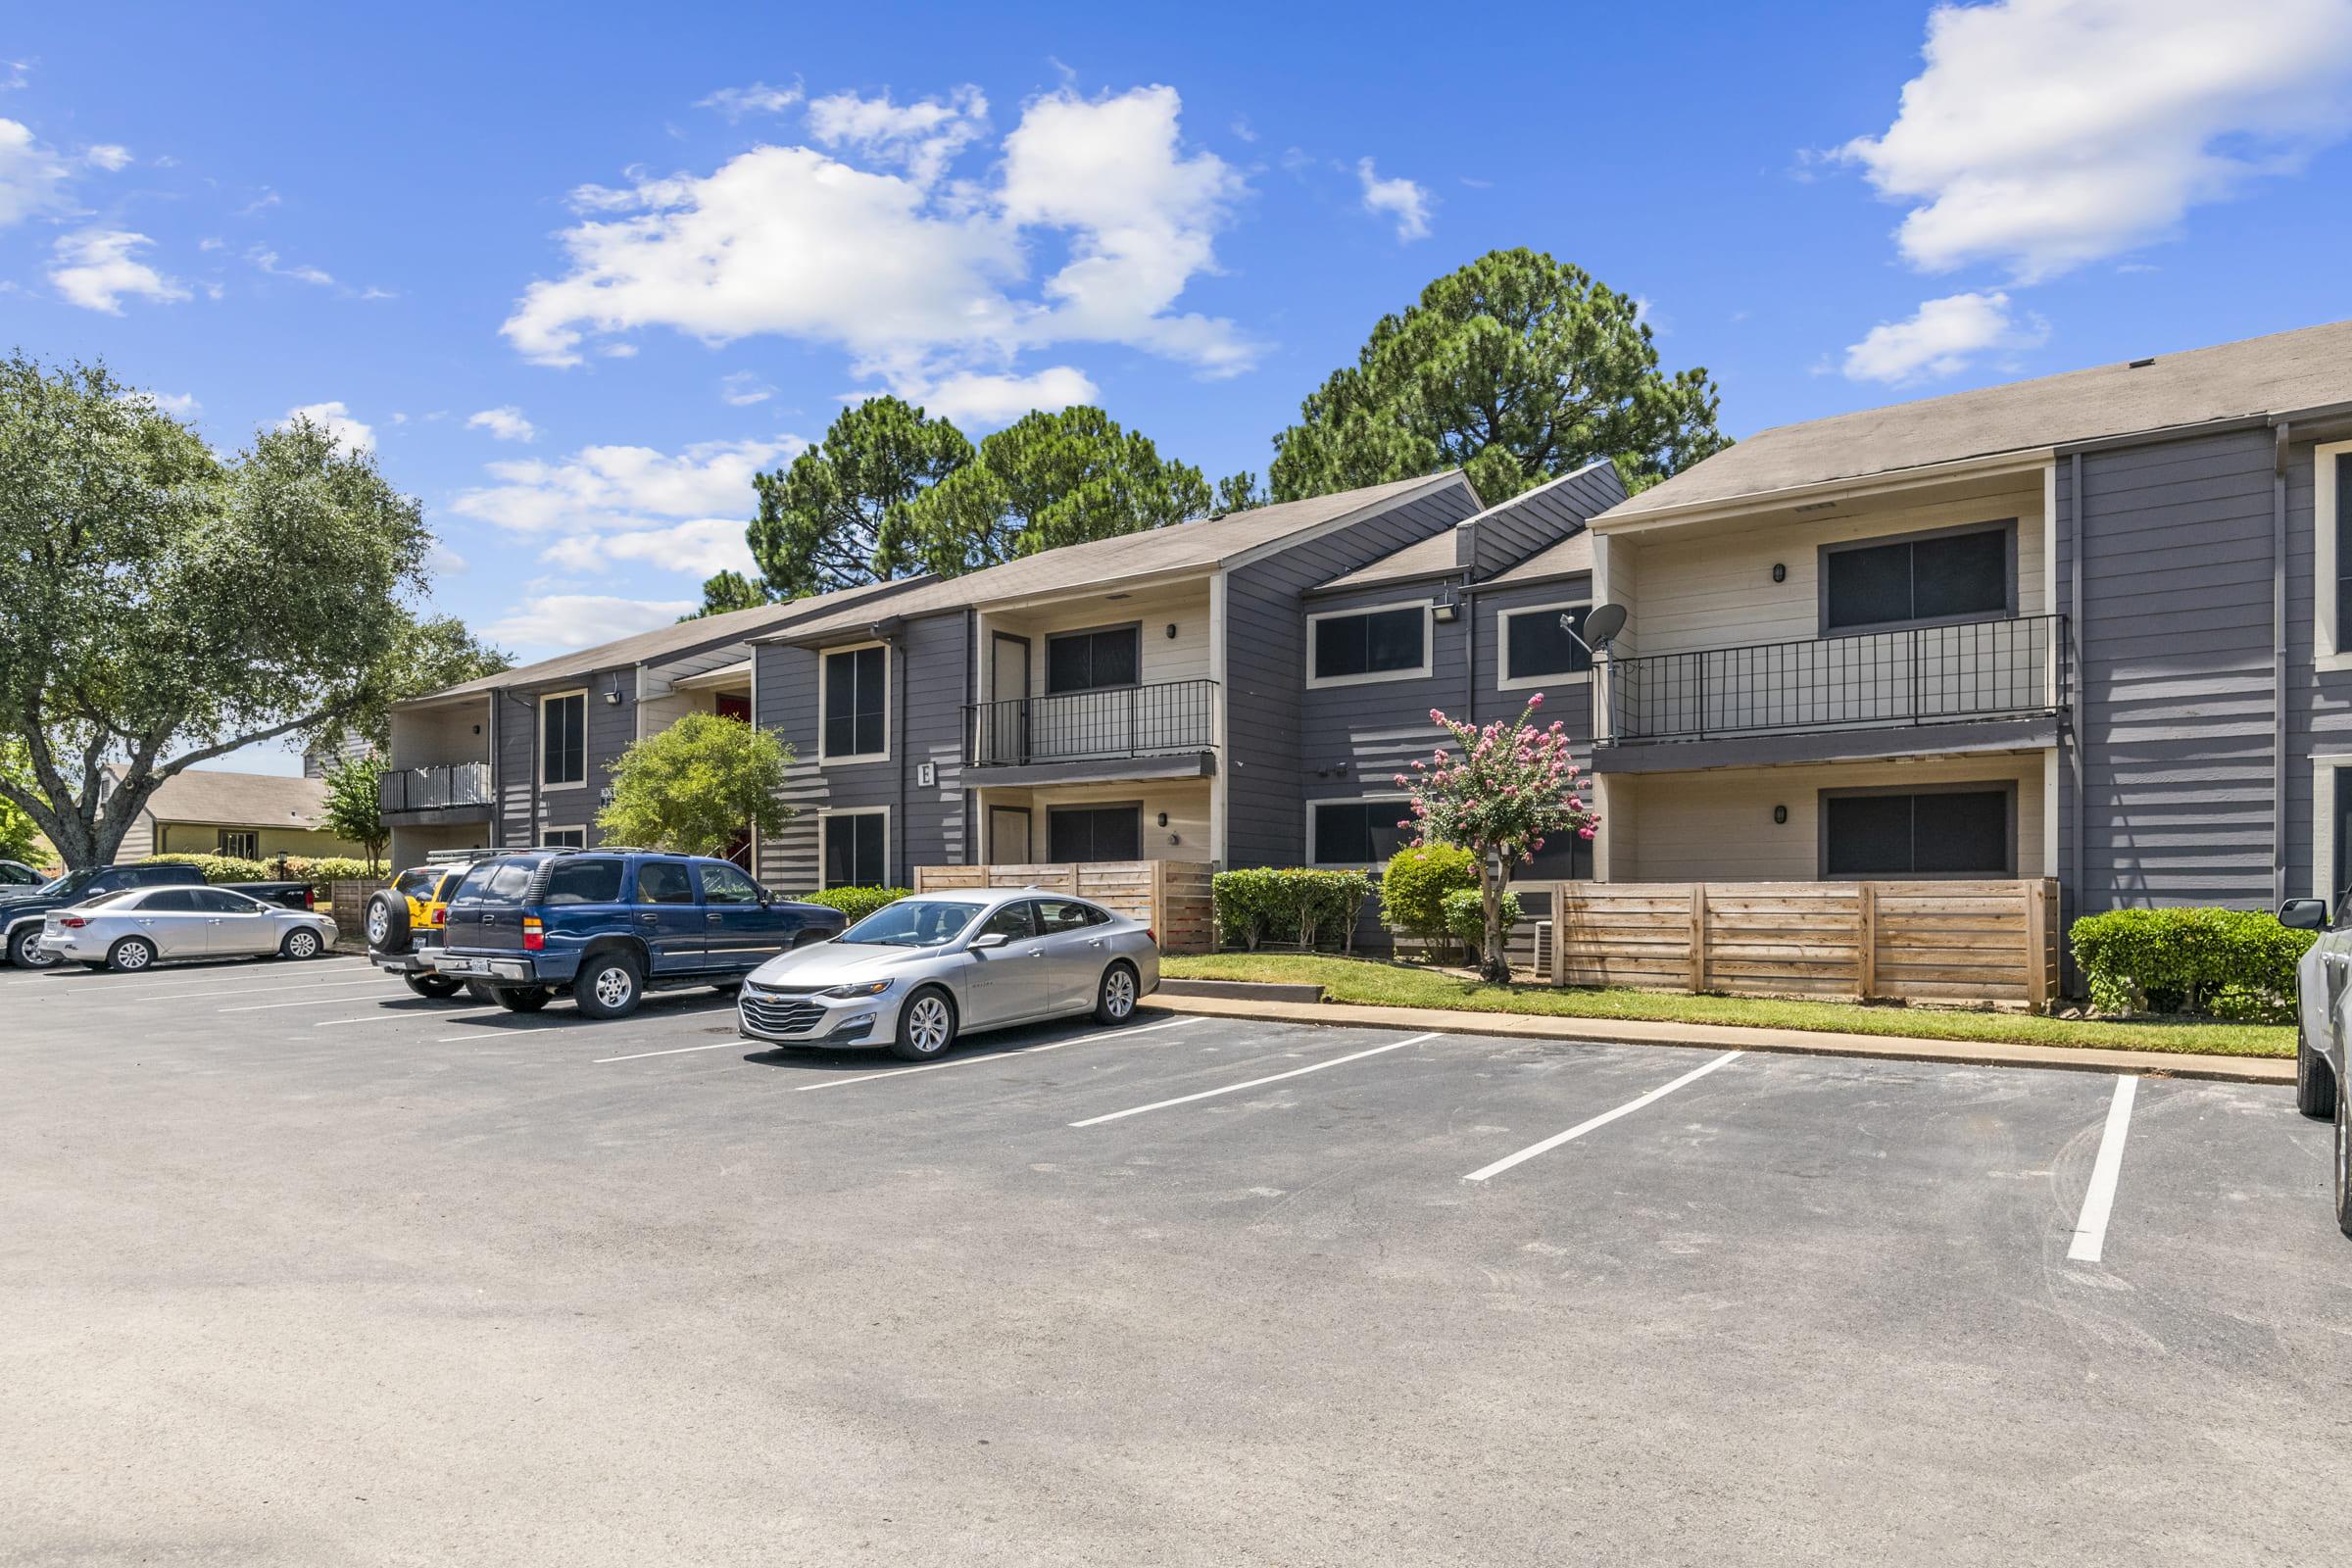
(37, 886), (339, 972)
(736, 888), (1160, 1060)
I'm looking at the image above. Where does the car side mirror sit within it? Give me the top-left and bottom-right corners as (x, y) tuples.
(2278, 898), (2329, 931)
(970, 931), (1008, 950)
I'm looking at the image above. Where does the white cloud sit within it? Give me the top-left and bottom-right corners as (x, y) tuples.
(719, 369), (774, 406)
(1838, 0), (2352, 280)
(252, 247), (336, 286)
(503, 82), (1255, 386)
(0, 116), (70, 226)
(1842, 290), (2050, 383)
(806, 85), (988, 185)
(466, 405), (537, 442)
(150, 391), (200, 416)
(539, 517), (758, 577)
(426, 537), (467, 576)
(486, 594), (699, 653)
(1355, 157), (1431, 241)
(278, 400), (376, 454)
(49, 229), (190, 313)
(450, 435), (795, 536)
(697, 81), (803, 121)
(84, 143), (131, 172)
(874, 365), (1099, 426)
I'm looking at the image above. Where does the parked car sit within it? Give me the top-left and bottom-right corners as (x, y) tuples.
(34, 885), (338, 972)
(430, 849), (848, 1018)
(0, 860), (41, 887)
(2278, 896), (2352, 1237)
(735, 888), (1159, 1060)
(367, 862), (483, 998)
(236, 881), (323, 912)
(1, 863), (208, 968)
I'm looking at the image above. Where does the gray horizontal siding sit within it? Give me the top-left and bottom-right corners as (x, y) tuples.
(1466, 463), (1624, 579)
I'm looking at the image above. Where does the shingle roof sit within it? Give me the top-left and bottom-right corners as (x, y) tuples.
(758, 471), (1475, 643)
(407, 577), (921, 704)
(1601, 318), (2352, 523)
(1314, 529), (1462, 591)
(1487, 528), (1593, 585)
(140, 769), (330, 829)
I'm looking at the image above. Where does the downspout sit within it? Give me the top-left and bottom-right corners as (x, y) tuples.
(486, 695), (500, 849)
(2275, 422), (2291, 907)
(2068, 453), (2085, 989)
(1461, 575), (1477, 722)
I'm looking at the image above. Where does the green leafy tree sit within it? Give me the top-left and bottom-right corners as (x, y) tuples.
(747, 396), (972, 598)
(900, 406), (1212, 573)
(0, 740), (42, 864)
(0, 356), (503, 868)
(596, 711), (797, 858)
(1215, 471), (1266, 514)
(684, 569), (773, 620)
(319, 751), (391, 871)
(1269, 248), (1730, 505)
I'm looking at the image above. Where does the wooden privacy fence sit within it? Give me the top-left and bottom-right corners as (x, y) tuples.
(1533, 879), (2059, 1009)
(328, 879), (388, 940)
(913, 860), (1216, 955)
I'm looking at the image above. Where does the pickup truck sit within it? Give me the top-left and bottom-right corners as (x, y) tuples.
(432, 848), (847, 1018)
(2278, 896), (2352, 1237)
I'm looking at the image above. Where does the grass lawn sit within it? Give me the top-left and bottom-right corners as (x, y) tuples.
(1161, 953), (2294, 1058)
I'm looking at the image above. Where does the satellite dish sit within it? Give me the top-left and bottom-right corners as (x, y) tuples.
(1561, 602), (1627, 657)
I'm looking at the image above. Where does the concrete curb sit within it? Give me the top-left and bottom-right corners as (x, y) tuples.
(1140, 994), (2294, 1085)
(1155, 978), (1326, 1004)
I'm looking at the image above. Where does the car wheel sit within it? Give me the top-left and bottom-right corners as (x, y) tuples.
(404, 974), (465, 1000)
(8, 925), (57, 969)
(495, 986), (552, 1013)
(2336, 1087), (2352, 1240)
(2297, 1023), (2338, 1119)
(278, 927), (323, 961)
(1094, 960), (1139, 1025)
(107, 936), (157, 973)
(891, 986), (957, 1061)
(465, 981), (497, 1004)
(366, 891), (411, 955)
(574, 954), (643, 1020)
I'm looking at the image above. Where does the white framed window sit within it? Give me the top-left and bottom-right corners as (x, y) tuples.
(819, 642), (890, 763)
(540, 826), (587, 849)
(818, 807), (889, 887)
(540, 689), (588, 789)
(217, 828), (260, 859)
(2316, 440), (2352, 671)
(1497, 600), (1594, 690)
(1305, 601), (1433, 689)
(1306, 795), (1412, 867)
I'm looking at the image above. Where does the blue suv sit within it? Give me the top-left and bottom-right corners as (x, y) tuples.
(431, 849), (847, 1019)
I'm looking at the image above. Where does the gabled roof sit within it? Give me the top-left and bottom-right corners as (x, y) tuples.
(1599, 318), (2352, 524)
(758, 471), (1477, 644)
(136, 768), (330, 829)
(1487, 528), (1593, 586)
(1314, 460), (1621, 592)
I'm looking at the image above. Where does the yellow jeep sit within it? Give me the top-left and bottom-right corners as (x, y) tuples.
(366, 863), (479, 997)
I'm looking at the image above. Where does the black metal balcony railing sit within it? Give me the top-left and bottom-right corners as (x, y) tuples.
(1596, 614), (2067, 745)
(965, 678), (1217, 766)
(378, 761), (494, 811)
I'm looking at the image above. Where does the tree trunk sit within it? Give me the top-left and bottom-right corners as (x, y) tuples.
(1478, 858), (1510, 984)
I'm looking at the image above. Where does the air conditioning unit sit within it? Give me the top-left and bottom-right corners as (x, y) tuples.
(1533, 919), (1554, 981)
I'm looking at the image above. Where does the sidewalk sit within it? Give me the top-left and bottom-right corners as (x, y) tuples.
(1144, 993), (2294, 1085)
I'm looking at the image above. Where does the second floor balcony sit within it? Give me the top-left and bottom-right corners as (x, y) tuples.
(1595, 614), (2067, 764)
(964, 678), (1217, 779)
(378, 760), (494, 817)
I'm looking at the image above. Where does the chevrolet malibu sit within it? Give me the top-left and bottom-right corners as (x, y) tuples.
(37, 885), (338, 971)
(736, 888), (1159, 1059)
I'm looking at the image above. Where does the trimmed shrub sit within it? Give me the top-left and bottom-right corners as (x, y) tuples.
(139, 853), (381, 888)
(2069, 906), (2313, 1021)
(283, 857), (379, 889)
(1214, 867), (1374, 952)
(1442, 887), (1523, 954)
(139, 852), (271, 884)
(1380, 843), (1478, 951)
(797, 885), (911, 925)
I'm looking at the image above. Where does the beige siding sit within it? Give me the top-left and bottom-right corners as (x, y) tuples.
(1620, 752), (2049, 883)
(975, 779), (1213, 863)
(155, 822), (363, 858)
(978, 581), (1213, 703)
(387, 699), (491, 769)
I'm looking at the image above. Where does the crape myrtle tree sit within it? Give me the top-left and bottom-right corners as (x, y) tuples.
(1270, 247), (1730, 505)
(595, 711), (796, 858)
(0, 356), (508, 869)
(1394, 692), (1598, 983)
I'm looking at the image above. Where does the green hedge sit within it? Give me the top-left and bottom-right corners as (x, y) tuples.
(1380, 844), (1478, 952)
(1442, 887), (1524, 950)
(2069, 906), (2313, 1021)
(138, 853), (382, 888)
(796, 886), (910, 924)
(1213, 867), (1375, 952)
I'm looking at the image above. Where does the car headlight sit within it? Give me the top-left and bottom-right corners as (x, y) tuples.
(820, 978), (893, 1000)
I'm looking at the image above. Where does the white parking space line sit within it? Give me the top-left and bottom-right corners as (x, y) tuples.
(793, 1016), (1200, 1092)
(2067, 1075), (2138, 1264)
(1067, 1031), (1440, 1128)
(312, 1011), (427, 1028)
(1463, 1051), (1741, 1183)
(219, 983), (414, 1012)
(28, 964), (372, 1003)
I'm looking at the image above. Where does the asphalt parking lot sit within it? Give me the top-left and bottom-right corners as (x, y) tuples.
(2, 955), (2345, 1566)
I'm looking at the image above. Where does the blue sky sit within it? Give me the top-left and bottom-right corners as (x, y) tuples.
(9, 1), (2352, 774)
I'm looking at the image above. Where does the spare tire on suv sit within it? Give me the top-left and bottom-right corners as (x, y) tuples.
(366, 889), (413, 955)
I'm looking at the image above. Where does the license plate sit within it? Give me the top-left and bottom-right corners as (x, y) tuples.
(437, 957), (486, 975)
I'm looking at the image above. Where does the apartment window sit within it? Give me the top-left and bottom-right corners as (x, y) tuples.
(1048, 805), (1142, 862)
(1308, 604), (1430, 686)
(823, 810), (887, 888)
(1522, 834), (1592, 882)
(540, 827), (586, 849)
(1822, 524), (2012, 633)
(1046, 625), (1141, 694)
(541, 691), (587, 787)
(1499, 602), (1593, 687)
(2334, 452), (2352, 664)
(1309, 799), (1409, 866)
(821, 645), (888, 760)
(1822, 786), (2013, 878)
(216, 829), (260, 858)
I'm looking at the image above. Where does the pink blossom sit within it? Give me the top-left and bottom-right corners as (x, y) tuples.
(1428, 709), (1445, 724)
(1577, 826), (1596, 840)
(1527, 691), (1544, 709)
(1533, 837), (1545, 851)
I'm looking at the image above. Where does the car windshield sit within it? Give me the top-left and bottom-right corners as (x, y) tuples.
(839, 899), (979, 948)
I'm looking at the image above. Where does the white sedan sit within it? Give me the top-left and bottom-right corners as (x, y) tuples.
(38, 886), (338, 972)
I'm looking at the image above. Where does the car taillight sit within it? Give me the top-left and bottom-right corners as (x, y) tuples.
(522, 916), (545, 952)
(430, 906), (446, 926)
(59, 915), (87, 929)
(303, 888), (316, 910)
(1145, 927), (1155, 945)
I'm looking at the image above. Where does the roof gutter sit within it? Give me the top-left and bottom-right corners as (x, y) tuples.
(1591, 448), (2056, 535)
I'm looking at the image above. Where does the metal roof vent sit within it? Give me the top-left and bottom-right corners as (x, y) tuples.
(2129, 357), (2156, 368)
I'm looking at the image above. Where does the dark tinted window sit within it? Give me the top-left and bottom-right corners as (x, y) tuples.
(1522, 833), (1592, 882)
(542, 693), (586, 786)
(635, 861), (696, 905)
(822, 812), (886, 888)
(1311, 801), (1408, 865)
(456, 859), (538, 905)
(1505, 605), (1592, 680)
(193, 889), (265, 912)
(142, 889), (202, 912)
(1313, 607), (1425, 680)
(978, 901), (1037, 942)
(698, 861), (760, 905)
(1824, 789), (2009, 876)
(2338, 456), (2352, 667)
(1824, 528), (2008, 630)
(1049, 806), (1141, 861)
(1046, 626), (1141, 694)
(1035, 898), (1094, 934)
(823, 645), (887, 758)
(544, 858), (624, 906)
(395, 869), (437, 898)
